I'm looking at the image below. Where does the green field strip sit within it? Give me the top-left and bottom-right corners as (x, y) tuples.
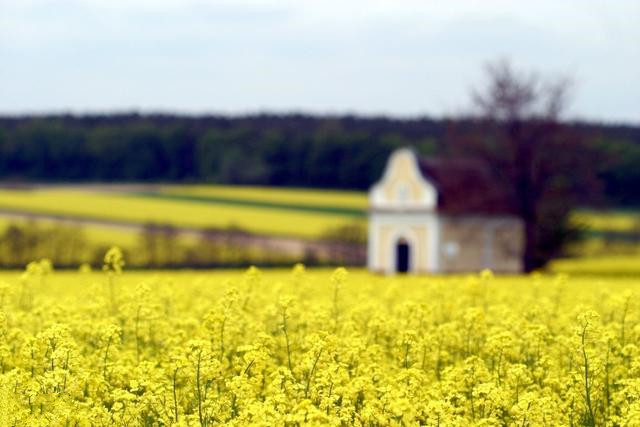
(130, 191), (367, 217)
(158, 184), (368, 210)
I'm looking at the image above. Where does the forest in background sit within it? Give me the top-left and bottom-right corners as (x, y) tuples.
(0, 114), (639, 207)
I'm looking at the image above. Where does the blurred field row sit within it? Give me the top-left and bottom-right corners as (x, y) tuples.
(0, 216), (140, 248)
(1, 184), (638, 232)
(0, 184), (638, 273)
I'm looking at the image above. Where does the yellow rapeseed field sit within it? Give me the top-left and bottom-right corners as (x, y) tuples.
(0, 251), (639, 426)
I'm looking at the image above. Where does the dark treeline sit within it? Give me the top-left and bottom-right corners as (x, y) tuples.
(0, 114), (639, 205)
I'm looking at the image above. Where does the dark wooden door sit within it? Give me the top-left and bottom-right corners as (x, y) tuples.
(396, 241), (410, 273)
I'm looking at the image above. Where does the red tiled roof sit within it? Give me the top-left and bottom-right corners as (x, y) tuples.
(417, 157), (516, 215)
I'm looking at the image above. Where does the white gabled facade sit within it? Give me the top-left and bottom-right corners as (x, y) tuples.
(368, 148), (440, 274)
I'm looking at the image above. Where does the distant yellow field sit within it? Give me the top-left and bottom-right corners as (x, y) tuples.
(551, 254), (640, 275)
(0, 187), (366, 238)
(572, 209), (640, 232)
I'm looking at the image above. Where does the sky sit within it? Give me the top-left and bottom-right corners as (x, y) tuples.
(1, 0), (638, 123)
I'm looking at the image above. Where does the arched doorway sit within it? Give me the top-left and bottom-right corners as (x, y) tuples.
(396, 238), (410, 273)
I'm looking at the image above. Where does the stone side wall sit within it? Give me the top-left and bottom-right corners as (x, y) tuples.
(438, 216), (523, 273)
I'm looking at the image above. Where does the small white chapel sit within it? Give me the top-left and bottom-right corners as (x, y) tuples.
(367, 148), (524, 274)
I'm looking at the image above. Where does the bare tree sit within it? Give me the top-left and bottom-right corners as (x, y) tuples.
(457, 59), (600, 271)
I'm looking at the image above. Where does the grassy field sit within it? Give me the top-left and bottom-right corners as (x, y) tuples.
(0, 266), (638, 425)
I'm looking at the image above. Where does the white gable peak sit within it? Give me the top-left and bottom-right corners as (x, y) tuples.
(369, 148), (437, 210)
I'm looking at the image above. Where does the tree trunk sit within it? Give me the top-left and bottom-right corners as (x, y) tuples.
(523, 218), (538, 272)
